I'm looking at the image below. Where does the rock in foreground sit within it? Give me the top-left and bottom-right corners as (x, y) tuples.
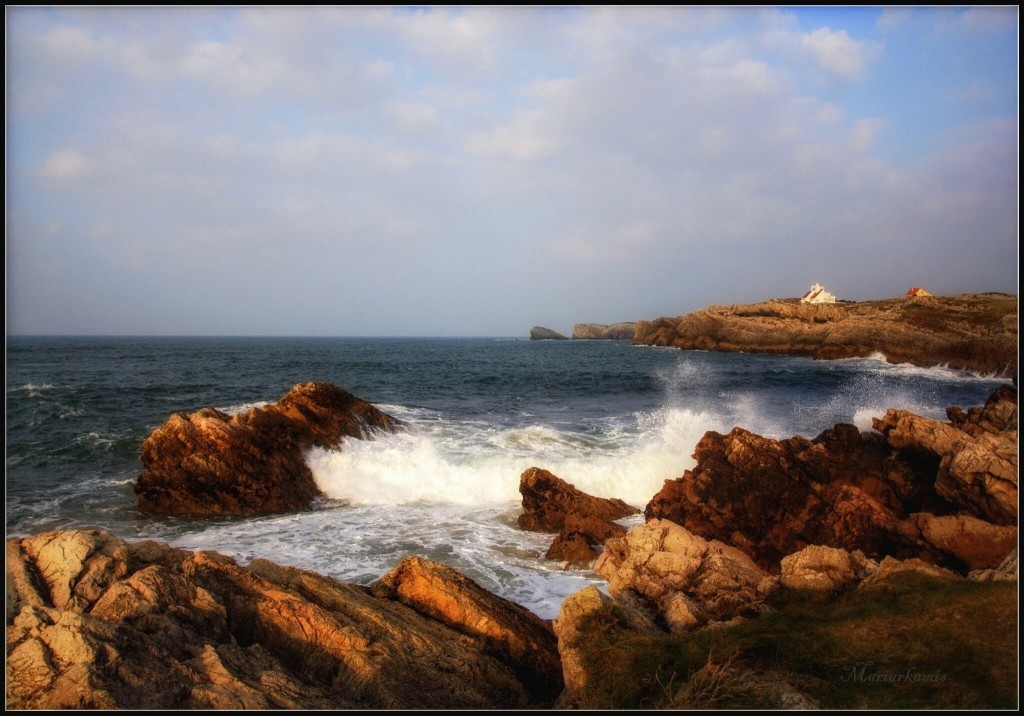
(6, 530), (560, 710)
(134, 382), (398, 516)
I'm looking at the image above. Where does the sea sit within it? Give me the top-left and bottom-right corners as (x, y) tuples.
(5, 336), (1011, 619)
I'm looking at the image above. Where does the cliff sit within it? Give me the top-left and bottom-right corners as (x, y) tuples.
(572, 322), (638, 340)
(530, 326), (569, 340)
(633, 293), (1017, 378)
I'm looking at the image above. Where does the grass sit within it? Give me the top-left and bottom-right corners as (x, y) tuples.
(574, 573), (1018, 710)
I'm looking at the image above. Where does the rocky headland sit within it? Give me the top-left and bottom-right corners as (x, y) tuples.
(571, 322), (638, 340)
(530, 326), (569, 340)
(134, 382), (399, 516)
(633, 292), (1017, 378)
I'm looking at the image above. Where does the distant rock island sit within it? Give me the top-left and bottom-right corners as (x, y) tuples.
(633, 292), (1017, 378)
(572, 322), (637, 340)
(530, 326), (568, 340)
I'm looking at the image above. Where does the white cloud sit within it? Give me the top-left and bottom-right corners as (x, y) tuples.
(38, 149), (92, 180)
(801, 27), (872, 79)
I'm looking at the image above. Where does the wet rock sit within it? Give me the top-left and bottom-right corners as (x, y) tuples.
(135, 382), (398, 516)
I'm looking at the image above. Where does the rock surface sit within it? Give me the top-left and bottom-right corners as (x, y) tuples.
(518, 467), (639, 566)
(646, 389), (1018, 573)
(780, 545), (877, 592)
(572, 322), (638, 340)
(594, 519), (777, 632)
(134, 382), (398, 516)
(529, 326), (568, 340)
(633, 293), (1017, 377)
(6, 530), (560, 710)
(874, 393), (1018, 526)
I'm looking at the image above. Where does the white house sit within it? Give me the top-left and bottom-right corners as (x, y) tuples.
(800, 283), (837, 304)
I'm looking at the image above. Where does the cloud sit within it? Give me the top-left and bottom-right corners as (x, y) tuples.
(800, 27), (874, 79)
(38, 149), (92, 179)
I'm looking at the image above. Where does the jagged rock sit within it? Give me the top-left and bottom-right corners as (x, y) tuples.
(647, 390), (1018, 574)
(858, 556), (960, 588)
(593, 519), (776, 632)
(545, 514), (629, 567)
(134, 382), (398, 516)
(969, 547), (1018, 582)
(529, 326), (568, 340)
(369, 556), (563, 702)
(633, 293), (1017, 377)
(6, 530), (558, 710)
(874, 396), (1018, 525)
(572, 322), (637, 340)
(519, 468), (638, 566)
(519, 468), (638, 533)
(780, 545), (878, 592)
(645, 423), (927, 571)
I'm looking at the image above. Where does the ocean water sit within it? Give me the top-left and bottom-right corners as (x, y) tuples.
(4, 336), (1010, 618)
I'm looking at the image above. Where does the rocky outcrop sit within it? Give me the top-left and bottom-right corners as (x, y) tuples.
(594, 519), (777, 633)
(645, 389), (1018, 573)
(874, 390), (1018, 525)
(518, 467), (639, 566)
(572, 322), (638, 340)
(6, 530), (560, 710)
(134, 382), (398, 516)
(634, 293), (1017, 377)
(529, 326), (568, 340)
(370, 556), (563, 702)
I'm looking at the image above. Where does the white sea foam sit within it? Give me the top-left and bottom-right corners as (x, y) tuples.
(218, 400), (271, 415)
(307, 405), (724, 508)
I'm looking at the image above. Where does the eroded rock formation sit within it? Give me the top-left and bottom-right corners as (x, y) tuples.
(6, 530), (561, 710)
(594, 519), (778, 633)
(518, 467), (639, 566)
(134, 382), (398, 516)
(645, 388), (1018, 573)
(633, 293), (1017, 377)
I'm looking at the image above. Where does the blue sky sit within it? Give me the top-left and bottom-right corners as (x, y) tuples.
(5, 6), (1018, 336)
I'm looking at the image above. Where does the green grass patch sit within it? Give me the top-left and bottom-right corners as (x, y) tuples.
(574, 574), (1018, 709)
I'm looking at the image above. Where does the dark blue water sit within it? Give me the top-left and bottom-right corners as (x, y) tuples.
(4, 336), (1008, 616)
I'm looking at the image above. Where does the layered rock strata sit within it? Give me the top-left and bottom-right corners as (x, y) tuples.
(135, 382), (398, 516)
(633, 293), (1017, 377)
(6, 530), (561, 710)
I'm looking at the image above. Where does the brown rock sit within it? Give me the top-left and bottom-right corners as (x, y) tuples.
(593, 519), (775, 632)
(633, 293), (1017, 377)
(874, 394), (1017, 525)
(645, 424), (926, 570)
(572, 322), (638, 340)
(904, 513), (1018, 571)
(134, 382), (398, 516)
(6, 529), (557, 710)
(518, 467), (638, 533)
(545, 514), (629, 567)
(858, 556), (960, 588)
(969, 547), (1018, 582)
(370, 556), (563, 703)
(780, 545), (877, 592)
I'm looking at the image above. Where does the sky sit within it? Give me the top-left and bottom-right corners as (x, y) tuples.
(5, 6), (1019, 337)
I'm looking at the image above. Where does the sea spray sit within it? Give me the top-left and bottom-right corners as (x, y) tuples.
(308, 405), (724, 508)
